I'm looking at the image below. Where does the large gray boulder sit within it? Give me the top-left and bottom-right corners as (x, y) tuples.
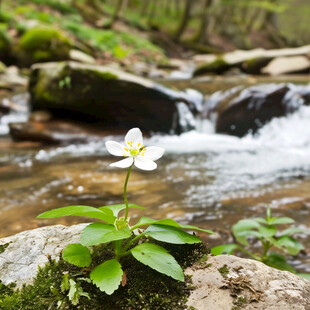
(186, 255), (310, 310)
(29, 61), (203, 133)
(0, 225), (309, 309)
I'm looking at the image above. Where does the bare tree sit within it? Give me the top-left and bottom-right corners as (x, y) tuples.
(174, 0), (193, 42)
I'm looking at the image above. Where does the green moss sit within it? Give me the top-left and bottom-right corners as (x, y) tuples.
(0, 241), (209, 310)
(93, 71), (118, 80)
(218, 264), (230, 279)
(194, 57), (231, 76)
(0, 242), (11, 254)
(17, 26), (72, 66)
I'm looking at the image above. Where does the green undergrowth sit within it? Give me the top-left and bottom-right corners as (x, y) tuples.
(0, 241), (209, 310)
(1, 0), (166, 64)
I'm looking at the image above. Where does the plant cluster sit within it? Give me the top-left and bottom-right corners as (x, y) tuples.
(38, 128), (213, 297)
(212, 206), (310, 280)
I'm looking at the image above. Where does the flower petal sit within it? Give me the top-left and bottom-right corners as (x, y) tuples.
(106, 141), (127, 156)
(110, 157), (134, 168)
(143, 146), (165, 161)
(125, 128), (143, 147)
(134, 156), (157, 171)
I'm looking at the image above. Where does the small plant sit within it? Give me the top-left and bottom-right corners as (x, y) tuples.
(212, 206), (310, 280)
(38, 128), (213, 296)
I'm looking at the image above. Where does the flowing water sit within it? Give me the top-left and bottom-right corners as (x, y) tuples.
(0, 77), (310, 273)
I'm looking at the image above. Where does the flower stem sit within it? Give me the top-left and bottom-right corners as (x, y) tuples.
(124, 164), (133, 221)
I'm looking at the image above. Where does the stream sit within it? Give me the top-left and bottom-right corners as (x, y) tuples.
(0, 76), (309, 273)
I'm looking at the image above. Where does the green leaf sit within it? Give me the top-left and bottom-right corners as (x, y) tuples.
(266, 206), (271, 220)
(62, 243), (91, 267)
(269, 217), (295, 225)
(131, 243), (184, 281)
(98, 204), (145, 217)
(258, 225), (277, 238)
(68, 279), (79, 305)
(60, 273), (70, 292)
(81, 223), (131, 246)
(178, 224), (214, 234)
(37, 205), (116, 224)
(274, 236), (304, 255)
(132, 216), (214, 234)
(211, 244), (239, 255)
(263, 252), (296, 273)
(145, 224), (201, 244)
(297, 273), (310, 281)
(280, 227), (306, 236)
(232, 219), (260, 246)
(254, 217), (268, 224)
(90, 259), (123, 295)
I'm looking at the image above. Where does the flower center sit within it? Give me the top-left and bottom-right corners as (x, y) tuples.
(130, 148), (140, 157)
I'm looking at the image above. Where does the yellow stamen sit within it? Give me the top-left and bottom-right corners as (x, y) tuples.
(123, 154), (126, 157)
(138, 142), (140, 146)
(124, 148), (128, 151)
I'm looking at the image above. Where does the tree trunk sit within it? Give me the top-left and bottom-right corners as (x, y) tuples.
(140, 0), (151, 16)
(147, 0), (157, 25)
(173, 0), (193, 42)
(194, 0), (213, 44)
(108, 0), (125, 28)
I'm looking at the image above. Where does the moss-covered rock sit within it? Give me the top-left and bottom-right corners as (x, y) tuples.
(0, 224), (208, 310)
(29, 61), (202, 133)
(240, 57), (272, 74)
(17, 27), (72, 66)
(193, 57), (231, 76)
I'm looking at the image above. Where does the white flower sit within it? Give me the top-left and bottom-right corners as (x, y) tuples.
(105, 128), (165, 171)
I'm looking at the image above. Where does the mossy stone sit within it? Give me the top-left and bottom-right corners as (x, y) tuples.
(0, 241), (209, 310)
(17, 27), (72, 66)
(193, 57), (231, 76)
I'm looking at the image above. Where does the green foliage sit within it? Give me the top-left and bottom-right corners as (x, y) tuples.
(81, 223), (131, 246)
(38, 205), (116, 224)
(0, 242), (208, 310)
(62, 243), (92, 267)
(37, 129), (213, 298)
(145, 224), (201, 244)
(131, 243), (184, 282)
(60, 273), (91, 305)
(90, 259), (123, 295)
(212, 206), (309, 277)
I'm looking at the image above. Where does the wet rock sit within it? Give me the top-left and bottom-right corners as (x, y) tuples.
(9, 121), (95, 144)
(186, 255), (310, 310)
(211, 83), (310, 137)
(29, 61), (204, 133)
(29, 110), (52, 122)
(194, 45), (310, 76)
(0, 66), (28, 88)
(69, 49), (96, 64)
(17, 27), (72, 66)
(262, 56), (310, 76)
